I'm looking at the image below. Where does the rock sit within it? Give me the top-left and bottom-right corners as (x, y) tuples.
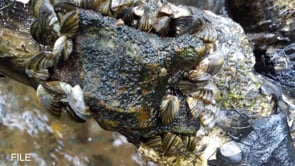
(238, 114), (295, 166)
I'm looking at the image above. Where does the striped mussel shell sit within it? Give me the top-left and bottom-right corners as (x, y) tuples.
(199, 105), (220, 127)
(59, 10), (79, 37)
(197, 22), (218, 43)
(160, 94), (180, 125)
(36, 81), (67, 116)
(30, 20), (58, 45)
(26, 51), (54, 76)
(185, 96), (205, 119)
(162, 132), (182, 154)
(93, 0), (112, 15)
(37, 81), (90, 122)
(190, 89), (215, 105)
(190, 82), (221, 104)
(188, 50), (225, 82)
(138, 143), (160, 163)
(182, 136), (197, 152)
(144, 135), (163, 152)
(137, 4), (158, 31)
(52, 35), (73, 66)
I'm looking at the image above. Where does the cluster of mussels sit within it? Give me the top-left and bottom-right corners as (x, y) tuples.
(27, 0), (225, 164)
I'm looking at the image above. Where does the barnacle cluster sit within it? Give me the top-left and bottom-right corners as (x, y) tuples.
(26, 0), (243, 165)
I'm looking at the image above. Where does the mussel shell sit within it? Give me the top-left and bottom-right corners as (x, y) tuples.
(27, 51), (54, 72)
(94, 0), (112, 15)
(193, 50), (225, 79)
(38, 0), (61, 34)
(153, 16), (171, 36)
(52, 35), (73, 65)
(199, 108), (216, 127)
(138, 143), (160, 163)
(66, 85), (91, 121)
(160, 95), (180, 125)
(178, 80), (209, 96)
(186, 96), (204, 119)
(37, 83), (63, 116)
(171, 15), (203, 36)
(171, 5), (192, 19)
(190, 89), (215, 104)
(197, 22), (218, 43)
(182, 136), (197, 152)
(138, 9), (155, 31)
(41, 81), (71, 95)
(30, 20), (57, 45)
(59, 10), (79, 37)
(54, 2), (77, 18)
(115, 7), (135, 26)
(162, 132), (182, 154)
(111, 0), (133, 13)
(63, 105), (87, 122)
(144, 135), (163, 152)
(187, 69), (212, 83)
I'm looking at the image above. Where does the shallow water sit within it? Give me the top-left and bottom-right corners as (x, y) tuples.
(0, 78), (140, 166)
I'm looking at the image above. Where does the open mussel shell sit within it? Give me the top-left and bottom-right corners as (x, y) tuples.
(216, 141), (242, 164)
(160, 95), (180, 125)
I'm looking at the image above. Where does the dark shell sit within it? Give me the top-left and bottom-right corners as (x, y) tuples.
(171, 15), (202, 36)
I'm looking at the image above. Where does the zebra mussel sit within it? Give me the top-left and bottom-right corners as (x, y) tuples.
(28, 0), (227, 164)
